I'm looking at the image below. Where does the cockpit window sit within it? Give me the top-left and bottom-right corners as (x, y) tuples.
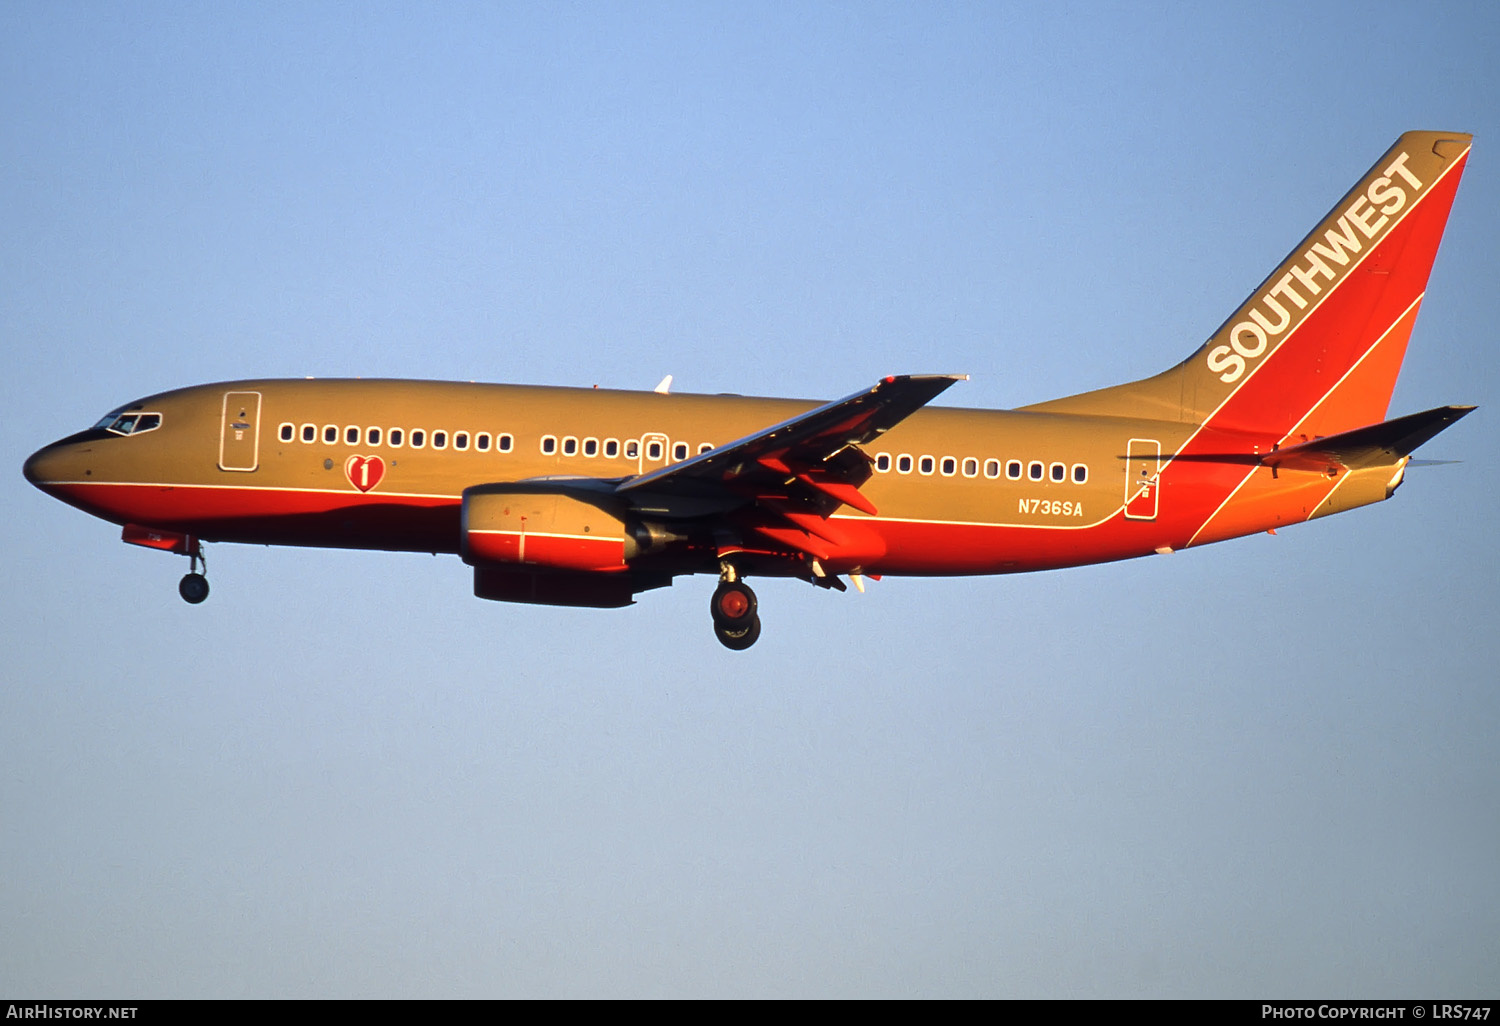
(100, 412), (163, 436)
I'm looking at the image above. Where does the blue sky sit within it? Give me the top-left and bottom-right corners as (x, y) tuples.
(3, 1), (1497, 997)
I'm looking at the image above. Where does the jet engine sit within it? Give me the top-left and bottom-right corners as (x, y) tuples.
(460, 483), (682, 608)
(461, 483), (629, 573)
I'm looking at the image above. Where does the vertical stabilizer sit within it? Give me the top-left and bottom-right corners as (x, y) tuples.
(1024, 132), (1472, 436)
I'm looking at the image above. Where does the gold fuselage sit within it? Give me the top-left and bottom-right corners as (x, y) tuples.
(26, 377), (1223, 578)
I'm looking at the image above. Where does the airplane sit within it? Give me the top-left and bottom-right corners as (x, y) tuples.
(24, 131), (1475, 650)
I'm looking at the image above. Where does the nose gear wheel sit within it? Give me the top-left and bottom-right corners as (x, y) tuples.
(178, 542), (209, 604)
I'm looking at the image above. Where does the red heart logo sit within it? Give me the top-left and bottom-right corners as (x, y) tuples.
(344, 454), (385, 493)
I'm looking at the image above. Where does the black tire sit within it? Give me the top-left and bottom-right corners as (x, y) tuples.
(715, 613), (761, 651)
(710, 580), (757, 627)
(179, 573), (210, 604)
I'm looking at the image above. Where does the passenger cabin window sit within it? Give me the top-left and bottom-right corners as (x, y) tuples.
(345, 426), (360, 445)
(962, 457), (979, 478)
(432, 431), (448, 450)
(1073, 464), (1088, 484)
(389, 428), (403, 447)
(1007, 460), (1022, 480)
(498, 434), (513, 452)
(302, 424), (316, 443)
(323, 425), (338, 444)
(1028, 461), (1044, 481)
(646, 440), (663, 461)
(454, 432), (469, 451)
(367, 427), (382, 446)
(984, 459), (1001, 479)
(562, 436), (578, 456)
(475, 433), (490, 452)
(410, 429), (426, 449)
(698, 442), (713, 454)
(876, 453), (892, 472)
(625, 439), (640, 459)
(1051, 462), (1065, 482)
(540, 435), (557, 455)
(897, 454), (913, 474)
(280, 423), (295, 442)
(918, 455), (935, 476)
(673, 442), (689, 461)
(604, 438), (620, 458)
(940, 456), (957, 477)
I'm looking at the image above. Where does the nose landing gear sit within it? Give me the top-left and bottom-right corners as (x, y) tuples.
(711, 567), (760, 650)
(120, 525), (209, 604)
(178, 545), (209, 604)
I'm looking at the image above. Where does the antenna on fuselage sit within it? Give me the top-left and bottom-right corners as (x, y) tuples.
(654, 375), (673, 395)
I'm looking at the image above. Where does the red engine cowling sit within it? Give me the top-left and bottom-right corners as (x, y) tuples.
(461, 484), (629, 573)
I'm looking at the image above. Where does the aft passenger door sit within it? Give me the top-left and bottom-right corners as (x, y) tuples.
(219, 391), (262, 472)
(1124, 437), (1160, 520)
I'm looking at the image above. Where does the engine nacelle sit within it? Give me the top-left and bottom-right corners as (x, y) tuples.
(462, 483), (629, 573)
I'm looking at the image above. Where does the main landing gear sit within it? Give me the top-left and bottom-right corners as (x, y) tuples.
(178, 545), (209, 605)
(711, 569), (760, 651)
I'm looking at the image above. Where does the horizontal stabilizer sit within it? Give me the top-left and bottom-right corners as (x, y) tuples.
(1262, 405), (1475, 473)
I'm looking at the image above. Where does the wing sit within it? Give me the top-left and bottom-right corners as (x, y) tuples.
(616, 374), (966, 572)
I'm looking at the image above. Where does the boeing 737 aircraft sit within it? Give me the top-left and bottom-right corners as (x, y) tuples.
(24, 132), (1475, 649)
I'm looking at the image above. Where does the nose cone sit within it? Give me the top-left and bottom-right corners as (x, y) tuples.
(24, 426), (107, 495)
(24, 434), (92, 496)
(23, 443), (59, 491)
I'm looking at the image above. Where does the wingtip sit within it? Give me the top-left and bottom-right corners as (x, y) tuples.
(877, 373), (968, 392)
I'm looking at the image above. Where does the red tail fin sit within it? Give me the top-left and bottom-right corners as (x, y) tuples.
(1025, 131), (1472, 436)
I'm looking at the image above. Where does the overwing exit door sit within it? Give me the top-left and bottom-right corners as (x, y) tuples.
(637, 432), (670, 475)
